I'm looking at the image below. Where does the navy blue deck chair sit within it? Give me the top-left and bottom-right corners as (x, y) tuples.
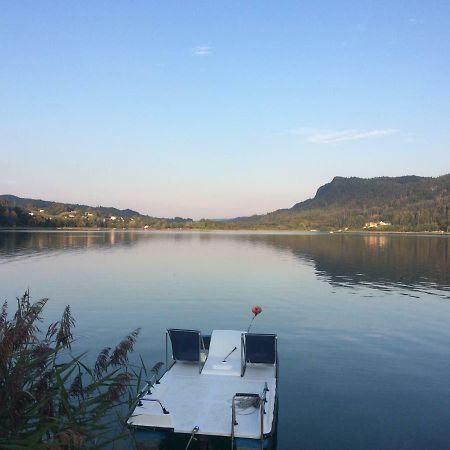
(166, 329), (204, 373)
(242, 333), (277, 376)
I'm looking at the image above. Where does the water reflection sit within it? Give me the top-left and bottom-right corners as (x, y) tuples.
(1, 231), (449, 296)
(238, 233), (450, 297)
(2, 230), (450, 450)
(0, 230), (140, 260)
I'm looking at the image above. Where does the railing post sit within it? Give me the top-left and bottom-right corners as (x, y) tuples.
(240, 333), (245, 377)
(199, 333), (202, 374)
(260, 398), (264, 449)
(165, 331), (169, 373)
(231, 394), (236, 450)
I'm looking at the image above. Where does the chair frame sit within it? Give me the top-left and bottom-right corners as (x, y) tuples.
(240, 332), (278, 377)
(166, 328), (204, 374)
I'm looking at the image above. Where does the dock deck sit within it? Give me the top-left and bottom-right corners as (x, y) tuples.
(128, 330), (277, 440)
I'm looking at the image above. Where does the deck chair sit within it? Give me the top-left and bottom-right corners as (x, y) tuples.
(242, 333), (277, 376)
(166, 329), (204, 373)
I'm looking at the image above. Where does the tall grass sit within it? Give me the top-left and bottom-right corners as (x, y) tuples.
(0, 291), (158, 449)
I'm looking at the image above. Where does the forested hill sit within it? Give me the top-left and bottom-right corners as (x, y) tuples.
(229, 174), (450, 231)
(292, 175), (431, 210)
(1, 174), (450, 231)
(0, 194), (142, 218)
(0, 195), (192, 228)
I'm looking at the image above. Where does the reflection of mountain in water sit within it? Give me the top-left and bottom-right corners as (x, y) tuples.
(1, 231), (449, 296)
(239, 234), (450, 296)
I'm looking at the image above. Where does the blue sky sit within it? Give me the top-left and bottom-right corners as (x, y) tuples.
(1, 1), (449, 219)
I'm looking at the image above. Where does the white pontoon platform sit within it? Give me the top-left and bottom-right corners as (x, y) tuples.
(128, 329), (278, 449)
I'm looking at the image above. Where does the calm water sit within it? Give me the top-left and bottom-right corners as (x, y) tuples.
(1, 230), (450, 450)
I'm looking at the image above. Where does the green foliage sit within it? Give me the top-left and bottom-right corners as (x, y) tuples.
(221, 173), (450, 232)
(1, 173), (449, 232)
(0, 291), (157, 449)
(0, 198), (194, 229)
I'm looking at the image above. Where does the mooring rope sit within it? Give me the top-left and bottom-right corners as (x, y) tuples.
(184, 425), (199, 450)
(235, 395), (261, 415)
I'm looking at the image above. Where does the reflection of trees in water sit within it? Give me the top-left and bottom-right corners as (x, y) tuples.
(1, 231), (449, 295)
(0, 231), (208, 261)
(234, 234), (450, 295)
(0, 231), (143, 260)
(0, 231), (212, 261)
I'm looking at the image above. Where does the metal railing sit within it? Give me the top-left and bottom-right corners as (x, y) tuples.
(135, 374), (170, 414)
(231, 383), (270, 450)
(138, 398), (170, 414)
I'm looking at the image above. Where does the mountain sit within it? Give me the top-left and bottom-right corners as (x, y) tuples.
(1, 174), (450, 231)
(228, 174), (450, 231)
(291, 175), (438, 210)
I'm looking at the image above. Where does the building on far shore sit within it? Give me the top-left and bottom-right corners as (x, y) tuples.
(363, 221), (392, 229)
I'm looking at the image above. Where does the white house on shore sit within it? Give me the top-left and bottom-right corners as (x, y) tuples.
(363, 221), (392, 229)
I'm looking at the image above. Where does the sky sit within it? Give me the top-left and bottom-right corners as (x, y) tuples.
(1, 1), (450, 219)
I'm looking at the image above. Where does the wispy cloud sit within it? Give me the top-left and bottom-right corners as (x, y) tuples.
(191, 46), (212, 56)
(408, 17), (424, 25)
(291, 127), (399, 144)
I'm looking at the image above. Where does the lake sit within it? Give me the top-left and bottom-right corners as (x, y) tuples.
(1, 230), (450, 450)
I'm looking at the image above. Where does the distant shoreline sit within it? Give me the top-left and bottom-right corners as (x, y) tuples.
(3, 175), (449, 232)
(0, 227), (449, 236)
